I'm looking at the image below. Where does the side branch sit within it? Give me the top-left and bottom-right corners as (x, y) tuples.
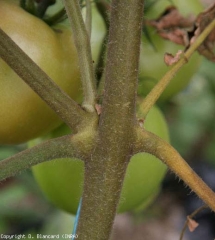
(0, 134), (89, 182)
(0, 28), (87, 132)
(134, 126), (215, 212)
(63, 0), (96, 112)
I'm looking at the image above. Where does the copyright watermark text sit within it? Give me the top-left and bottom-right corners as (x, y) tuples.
(0, 234), (78, 239)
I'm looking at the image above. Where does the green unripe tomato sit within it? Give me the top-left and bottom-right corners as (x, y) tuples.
(118, 105), (169, 212)
(0, 1), (105, 144)
(139, 0), (203, 101)
(0, 1), (81, 144)
(31, 105), (169, 214)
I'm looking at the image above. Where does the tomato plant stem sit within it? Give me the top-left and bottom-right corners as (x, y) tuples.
(0, 135), (86, 181)
(135, 127), (215, 213)
(0, 118), (99, 181)
(76, 1), (144, 239)
(63, 0), (96, 112)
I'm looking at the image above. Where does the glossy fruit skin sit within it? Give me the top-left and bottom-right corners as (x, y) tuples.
(139, 0), (203, 101)
(0, 1), (82, 144)
(0, 1), (107, 145)
(31, 105), (169, 214)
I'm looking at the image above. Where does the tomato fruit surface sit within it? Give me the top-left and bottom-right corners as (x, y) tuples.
(0, 1), (106, 144)
(0, 1), (81, 144)
(139, 0), (203, 101)
(31, 105), (169, 214)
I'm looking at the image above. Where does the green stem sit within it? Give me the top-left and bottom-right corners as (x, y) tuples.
(85, 0), (92, 38)
(0, 135), (85, 181)
(63, 0), (96, 112)
(134, 126), (215, 213)
(140, 18), (215, 117)
(0, 27), (87, 132)
(76, 1), (144, 239)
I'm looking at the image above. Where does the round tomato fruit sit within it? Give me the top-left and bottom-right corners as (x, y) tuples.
(31, 105), (169, 214)
(0, 1), (106, 145)
(139, 0), (203, 101)
(0, 0), (81, 144)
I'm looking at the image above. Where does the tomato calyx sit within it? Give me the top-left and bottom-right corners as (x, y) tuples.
(20, 0), (54, 17)
(20, 0), (92, 26)
(20, 0), (67, 26)
(43, 8), (67, 25)
(34, 0), (56, 18)
(20, 0), (35, 14)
